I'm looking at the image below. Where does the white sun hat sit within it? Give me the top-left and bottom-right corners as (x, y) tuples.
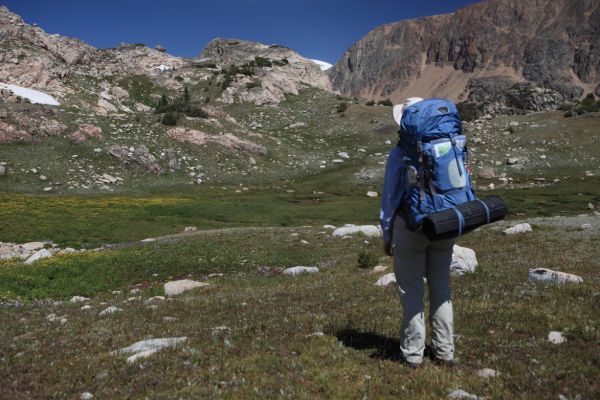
(393, 97), (424, 125)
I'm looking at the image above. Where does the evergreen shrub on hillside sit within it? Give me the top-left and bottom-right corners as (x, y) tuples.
(254, 57), (272, 68)
(161, 112), (178, 126)
(337, 102), (348, 113)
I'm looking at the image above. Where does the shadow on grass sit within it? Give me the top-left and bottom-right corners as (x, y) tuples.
(335, 328), (402, 361)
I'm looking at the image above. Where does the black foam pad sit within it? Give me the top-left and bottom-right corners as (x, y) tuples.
(422, 196), (507, 241)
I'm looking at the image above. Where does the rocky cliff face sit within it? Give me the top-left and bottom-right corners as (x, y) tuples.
(329, 0), (600, 103)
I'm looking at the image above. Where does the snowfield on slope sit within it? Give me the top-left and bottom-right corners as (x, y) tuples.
(310, 59), (333, 71)
(0, 83), (60, 106)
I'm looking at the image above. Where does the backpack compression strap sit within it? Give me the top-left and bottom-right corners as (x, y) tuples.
(416, 140), (426, 209)
(476, 199), (491, 224)
(451, 207), (466, 237)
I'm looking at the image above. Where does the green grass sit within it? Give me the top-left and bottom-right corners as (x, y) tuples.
(0, 187), (379, 248)
(0, 223), (598, 398)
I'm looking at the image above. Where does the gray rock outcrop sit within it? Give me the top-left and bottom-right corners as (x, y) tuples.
(163, 279), (209, 296)
(528, 268), (583, 284)
(450, 245), (478, 276)
(198, 38), (333, 105)
(107, 145), (163, 175)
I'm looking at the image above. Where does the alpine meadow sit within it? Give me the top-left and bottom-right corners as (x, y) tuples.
(1, 1), (599, 399)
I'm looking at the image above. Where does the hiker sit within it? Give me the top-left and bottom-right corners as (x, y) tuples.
(380, 97), (462, 369)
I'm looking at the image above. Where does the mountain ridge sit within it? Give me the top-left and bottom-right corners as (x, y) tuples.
(328, 0), (600, 103)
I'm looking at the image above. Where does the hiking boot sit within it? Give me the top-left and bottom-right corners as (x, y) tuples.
(432, 357), (456, 368)
(427, 345), (456, 368)
(401, 357), (423, 369)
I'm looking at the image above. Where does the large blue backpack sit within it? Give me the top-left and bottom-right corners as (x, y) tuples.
(399, 99), (476, 230)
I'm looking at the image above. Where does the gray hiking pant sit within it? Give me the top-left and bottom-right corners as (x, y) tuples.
(392, 214), (455, 363)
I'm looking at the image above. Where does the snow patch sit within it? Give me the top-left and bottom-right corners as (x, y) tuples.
(310, 59), (333, 71)
(0, 83), (60, 106)
(154, 65), (172, 72)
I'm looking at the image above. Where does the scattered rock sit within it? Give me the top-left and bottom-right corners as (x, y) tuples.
(283, 266), (319, 276)
(478, 168), (495, 179)
(79, 393), (94, 400)
(528, 268), (583, 284)
(24, 249), (53, 264)
(111, 337), (187, 363)
(447, 389), (483, 400)
(80, 305), (92, 310)
(107, 144), (163, 175)
(143, 296), (166, 305)
(322, 224), (336, 230)
(110, 86), (129, 101)
(46, 313), (67, 324)
(289, 122), (307, 129)
(99, 306), (123, 316)
(69, 296), (91, 303)
(183, 226), (197, 233)
(588, 203), (595, 211)
(167, 127), (267, 156)
(374, 273), (396, 287)
(22, 241), (45, 251)
(0, 164), (5, 177)
(548, 331), (567, 344)
(477, 368), (500, 378)
(366, 191), (378, 198)
(164, 279), (209, 296)
(451, 245), (478, 276)
(371, 265), (388, 274)
(503, 223), (533, 235)
(332, 224), (381, 238)
(581, 224), (592, 230)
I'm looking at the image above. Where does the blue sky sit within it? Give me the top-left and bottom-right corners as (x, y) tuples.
(3, 0), (481, 63)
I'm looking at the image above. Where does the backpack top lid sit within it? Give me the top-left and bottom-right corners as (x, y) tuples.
(399, 98), (463, 148)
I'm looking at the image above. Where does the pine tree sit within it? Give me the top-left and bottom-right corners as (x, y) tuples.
(183, 86), (190, 103)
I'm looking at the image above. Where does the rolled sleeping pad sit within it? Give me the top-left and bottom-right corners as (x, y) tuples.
(422, 196), (507, 241)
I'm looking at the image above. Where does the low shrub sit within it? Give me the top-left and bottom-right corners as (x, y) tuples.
(337, 102), (348, 113)
(254, 57), (272, 68)
(357, 250), (378, 269)
(161, 112), (178, 126)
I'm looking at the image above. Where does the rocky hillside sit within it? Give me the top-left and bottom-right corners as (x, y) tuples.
(329, 0), (600, 104)
(197, 38), (333, 105)
(0, 6), (351, 194)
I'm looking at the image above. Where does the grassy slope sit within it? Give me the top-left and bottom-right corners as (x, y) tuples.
(1, 89), (600, 398)
(0, 224), (598, 399)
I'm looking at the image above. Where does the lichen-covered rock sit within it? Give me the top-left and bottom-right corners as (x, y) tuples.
(528, 268), (583, 284)
(450, 245), (478, 276)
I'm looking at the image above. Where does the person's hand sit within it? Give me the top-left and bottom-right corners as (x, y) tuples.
(384, 243), (393, 257)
